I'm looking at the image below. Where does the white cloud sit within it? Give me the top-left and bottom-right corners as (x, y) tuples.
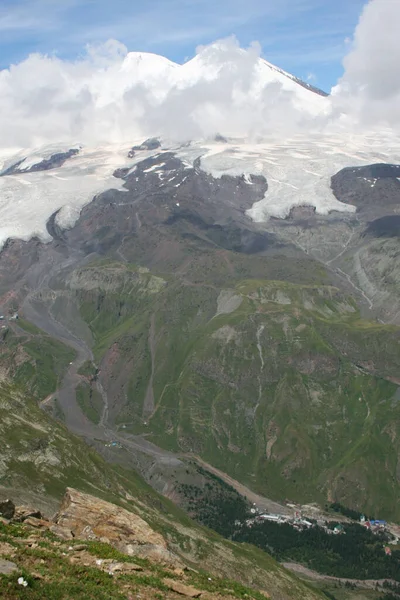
(333, 0), (400, 127)
(0, 36), (331, 152)
(0, 0), (399, 154)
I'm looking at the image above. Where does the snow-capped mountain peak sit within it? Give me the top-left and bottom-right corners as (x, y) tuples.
(120, 52), (179, 79)
(91, 44), (329, 116)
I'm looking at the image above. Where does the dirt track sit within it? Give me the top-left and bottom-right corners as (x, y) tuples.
(283, 562), (398, 590)
(185, 455), (291, 515)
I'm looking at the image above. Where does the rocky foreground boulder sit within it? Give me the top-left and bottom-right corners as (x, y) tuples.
(0, 487), (181, 568)
(53, 487), (181, 566)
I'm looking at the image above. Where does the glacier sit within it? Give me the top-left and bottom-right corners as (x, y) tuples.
(0, 130), (400, 248)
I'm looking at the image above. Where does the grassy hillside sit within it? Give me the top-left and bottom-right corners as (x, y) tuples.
(0, 523), (273, 600)
(69, 262), (400, 520)
(0, 322), (75, 400)
(0, 378), (327, 600)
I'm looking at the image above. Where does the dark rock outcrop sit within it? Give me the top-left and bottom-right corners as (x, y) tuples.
(0, 499), (15, 520)
(364, 215), (400, 238)
(1, 148), (80, 176)
(331, 164), (400, 211)
(128, 137), (161, 157)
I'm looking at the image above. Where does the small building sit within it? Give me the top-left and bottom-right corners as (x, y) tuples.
(300, 519), (313, 528)
(334, 524), (345, 535)
(374, 520), (387, 527)
(259, 514), (281, 522)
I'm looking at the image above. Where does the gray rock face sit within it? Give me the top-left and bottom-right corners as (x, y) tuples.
(70, 151), (279, 257)
(0, 499), (15, 520)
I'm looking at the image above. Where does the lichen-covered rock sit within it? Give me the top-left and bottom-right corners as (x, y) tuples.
(49, 525), (74, 540)
(54, 488), (165, 547)
(13, 505), (42, 522)
(163, 579), (203, 598)
(0, 542), (15, 557)
(23, 516), (52, 529)
(0, 558), (17, 575)
(53, 488), (180, 566)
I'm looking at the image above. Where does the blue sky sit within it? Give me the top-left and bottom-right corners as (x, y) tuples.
(0, 0), (366, 91)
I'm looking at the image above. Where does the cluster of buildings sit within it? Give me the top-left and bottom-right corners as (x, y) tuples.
(104, 441), (122, 448)
(250, 513), (348, 534)
(360, 515), (387, 531)
(244, 506), (392, 538)
(245, 509), (317, 532)
(0, 312), (18, 330)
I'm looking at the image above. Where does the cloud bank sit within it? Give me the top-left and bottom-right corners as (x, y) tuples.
(0, 37), (325, 152)
(332, 0), (400, 126)
(0, 0), (398, 154)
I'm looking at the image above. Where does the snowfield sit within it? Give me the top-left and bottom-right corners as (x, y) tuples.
(0, 131), (399, 248)
(0, 145), (132, 246)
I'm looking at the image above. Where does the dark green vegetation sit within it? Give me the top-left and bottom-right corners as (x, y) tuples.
(234, 521), (399, 582)
(329, 503), (372, 522)
(176, 471), (400, 588)
(178, 466), (250, 538)
(67, 259), (400, 520)
(77, 360), (98, 378)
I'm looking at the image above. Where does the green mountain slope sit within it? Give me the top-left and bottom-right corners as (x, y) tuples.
(66, 262), (400, 519)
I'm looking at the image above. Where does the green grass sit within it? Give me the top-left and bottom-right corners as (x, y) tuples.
(0, 378), (326, 599)
(16, 319), (44, 335)
(11, 337), (76, 400)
